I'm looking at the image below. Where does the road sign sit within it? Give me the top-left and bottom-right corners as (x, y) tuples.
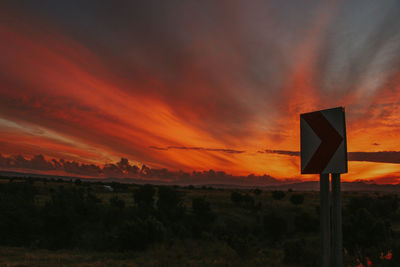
(300, 107), (347, 174)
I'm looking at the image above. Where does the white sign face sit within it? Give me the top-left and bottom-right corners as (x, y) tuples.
(300, 107), (348, 174)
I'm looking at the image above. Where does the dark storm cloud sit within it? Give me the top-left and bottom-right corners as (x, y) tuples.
(262, 149), (400, 164)
(315, 0), (400, 101)
(258, 150), (300, 156)
(4, 154), (55, 170)
(348, 151), (400, 164)
(150, 146), (245, 154)
(0, 153), (282, 185)
(0, 153), (125, 177)
(149, 146), (169, 151)
(368, 175), (400, 185)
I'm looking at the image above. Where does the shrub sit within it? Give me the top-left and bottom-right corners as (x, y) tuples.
(263, 211), (287, 242)
(294, 212), (318, 232)
(243, 194), (255, 206)
(344, 208), (391, 251)
(118, 217), (165, 251)
(192, 197), (215, 224)
(253, 188), (262, 195)
(192, 197), (211, 216)
(157, 186), (185, 221)
(0, 182), (38, 246)
(231, 191), (243, 204)
(290, 194), (304, 205)
(109, 196), (125, 209)
(272, 190), (285, 200)
(283, 239), (319, 266)
(346, 195), (399, 219)
(226, 236), (249, 257)
(133, 184), (155, 208)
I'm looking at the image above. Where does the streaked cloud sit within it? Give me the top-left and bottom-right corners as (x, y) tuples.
(258, 150), (300, 157)
(150, 146), (245, 154)
(262, 149), (400, 165)
(1, 1), (400, 183)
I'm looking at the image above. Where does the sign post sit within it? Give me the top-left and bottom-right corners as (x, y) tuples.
(320, 173), (330, 266)
(332, 173), (343, 266)
(300, 107), (347, 267)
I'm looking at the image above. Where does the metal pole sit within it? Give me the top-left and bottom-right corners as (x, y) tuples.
(320, 173), (330, 267)
(331, 173), (343, 267)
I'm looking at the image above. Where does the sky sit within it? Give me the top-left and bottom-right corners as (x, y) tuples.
(1, 0), (400, 184)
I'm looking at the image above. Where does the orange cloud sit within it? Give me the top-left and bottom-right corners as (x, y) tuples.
(1, 2), (400, 184)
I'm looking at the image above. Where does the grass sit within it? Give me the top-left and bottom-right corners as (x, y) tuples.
(0, 240), (282, 267)
(0, 178), (399, 266)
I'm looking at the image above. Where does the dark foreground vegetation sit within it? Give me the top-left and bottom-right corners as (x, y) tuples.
(0, 177), (399, 266)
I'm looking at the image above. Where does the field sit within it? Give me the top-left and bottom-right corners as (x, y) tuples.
(0, 177), (399, 266)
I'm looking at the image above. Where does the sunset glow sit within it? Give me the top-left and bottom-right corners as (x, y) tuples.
(1, 1), (400, 184)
